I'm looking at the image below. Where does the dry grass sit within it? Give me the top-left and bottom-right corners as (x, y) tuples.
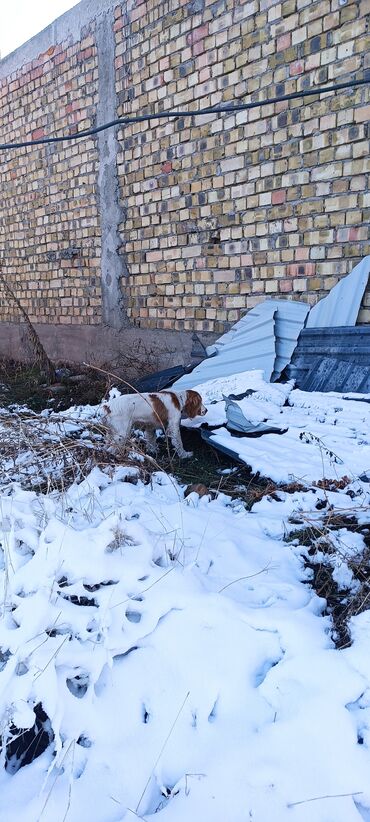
(287, 506), (370, 649)
(0, 358), (109, 413)
(0, 408), (169, 493)
(1, 373), (369, 655)
(0, 272), (55, 384)
(314, 476), (353, 492)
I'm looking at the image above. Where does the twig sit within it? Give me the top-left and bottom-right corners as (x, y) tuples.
(61, 740), (75, 822)
(135, 691), (190, 813)
(33, 635), (69, 680)
(37, 740), (74, 821)
(287, 790), (363, 808)
(110, 567), (175, 609)
(218, 562), (271, 592)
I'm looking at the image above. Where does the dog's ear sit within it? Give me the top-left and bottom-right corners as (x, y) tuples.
(183, 390), (202, 419)
(102, 403), (111, 415)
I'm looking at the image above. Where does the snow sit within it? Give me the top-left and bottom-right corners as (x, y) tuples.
(187, 369), (293, 407)
(182, 369), (293, 429)
(0, 391), (370, 821)
(191, 371), (370, 483)
(208, 423), (370, 484)
(0, 405), (104, 488)
(0, 479), (368, 821)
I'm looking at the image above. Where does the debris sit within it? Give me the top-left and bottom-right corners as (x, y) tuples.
(174, 257), (370, 397)
(134, 365), (190, 393)
(173, 299), (308, 391)
(298, 356), (370, 394)
(225, 407), (283, 435)
(175, 258), (370, 483)
(208, 298), (309, 382)
(287, 327), (370, 393)
(181, 370), (293, 432)
(224, 379), (293, 434)
(174, 304), (277, 389)
(306, 256), (370, 328)
(201, 427), (246, 461)
(201, 383), (370, 483)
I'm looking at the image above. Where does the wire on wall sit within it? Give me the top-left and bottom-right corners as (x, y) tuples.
(0, 77), (368, 152)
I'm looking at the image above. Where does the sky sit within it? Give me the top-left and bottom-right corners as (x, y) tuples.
(0, 0), (79, 59)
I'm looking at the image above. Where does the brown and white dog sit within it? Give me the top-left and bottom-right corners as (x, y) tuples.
(103, 389), (207, 459)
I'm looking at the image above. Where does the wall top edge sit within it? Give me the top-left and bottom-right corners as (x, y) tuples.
(0, 0), (122, 80)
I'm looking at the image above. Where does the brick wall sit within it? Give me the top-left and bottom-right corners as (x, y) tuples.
(115, 0), (370, 332)
(0, 0), (369, 357)
(0, 29), (102, 325)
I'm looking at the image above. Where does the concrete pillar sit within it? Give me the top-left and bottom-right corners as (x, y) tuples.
(96, 5), (128, 330)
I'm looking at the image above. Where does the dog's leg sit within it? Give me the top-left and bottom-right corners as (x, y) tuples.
(167, 415), (193, 459)
(106, 415), (132, 453)
(143, 426), (158, 455)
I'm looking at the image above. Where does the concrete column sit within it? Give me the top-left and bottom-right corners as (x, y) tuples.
(96, 5), (128, 329)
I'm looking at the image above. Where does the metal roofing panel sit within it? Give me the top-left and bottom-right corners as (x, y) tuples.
(134, 365), (189, 392)
(172, 308), (277, 391)
(299, 357), (370, 393)
(287, 327), (370, 393)
(205, 321), (248, 355)
(225, 399), (284, 434)
(205, 302), (276, 355)
(306, 256), (370, 328)
(206, 299), (308, 382)
(201, 428), (246, 461)
(207, 299), (305, 343)
(269, 300), (309, 380)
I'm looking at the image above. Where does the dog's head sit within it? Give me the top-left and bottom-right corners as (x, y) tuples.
(183, 390), (207, 419)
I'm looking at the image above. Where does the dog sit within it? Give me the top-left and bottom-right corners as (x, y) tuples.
(102, 389), (207, 459)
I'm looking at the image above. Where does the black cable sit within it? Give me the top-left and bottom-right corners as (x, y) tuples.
(0, 77), (367, 151)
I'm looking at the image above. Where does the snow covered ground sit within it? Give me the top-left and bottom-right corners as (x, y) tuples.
(0, 394), (370, 821)
(183, 370), (370, 484)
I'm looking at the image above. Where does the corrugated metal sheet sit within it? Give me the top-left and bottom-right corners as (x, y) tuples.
(306, 256), (370, 328)
(287, 326), (370, 392)
(206, 299), (308, 382)
(201, 427), (281, 462)
(173, 299), (308, 391)
(225, 398), (284, 434)
(172, 307), (277, 391)
(269, 300), (309, 380)
(300, 357), (370, 393)
(206, 300), (308, 376)
(134, 365), (190, 392)
(201, 428), (246, 461)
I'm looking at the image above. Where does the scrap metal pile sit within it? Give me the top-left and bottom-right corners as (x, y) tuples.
(170, 256), (370, 483)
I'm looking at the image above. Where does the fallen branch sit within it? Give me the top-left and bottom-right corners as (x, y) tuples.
(0, 271), (55, 384)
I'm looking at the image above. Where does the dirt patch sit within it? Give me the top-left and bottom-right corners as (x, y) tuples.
(156, 427), (283, 508)
(0, 358), (109, 412)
